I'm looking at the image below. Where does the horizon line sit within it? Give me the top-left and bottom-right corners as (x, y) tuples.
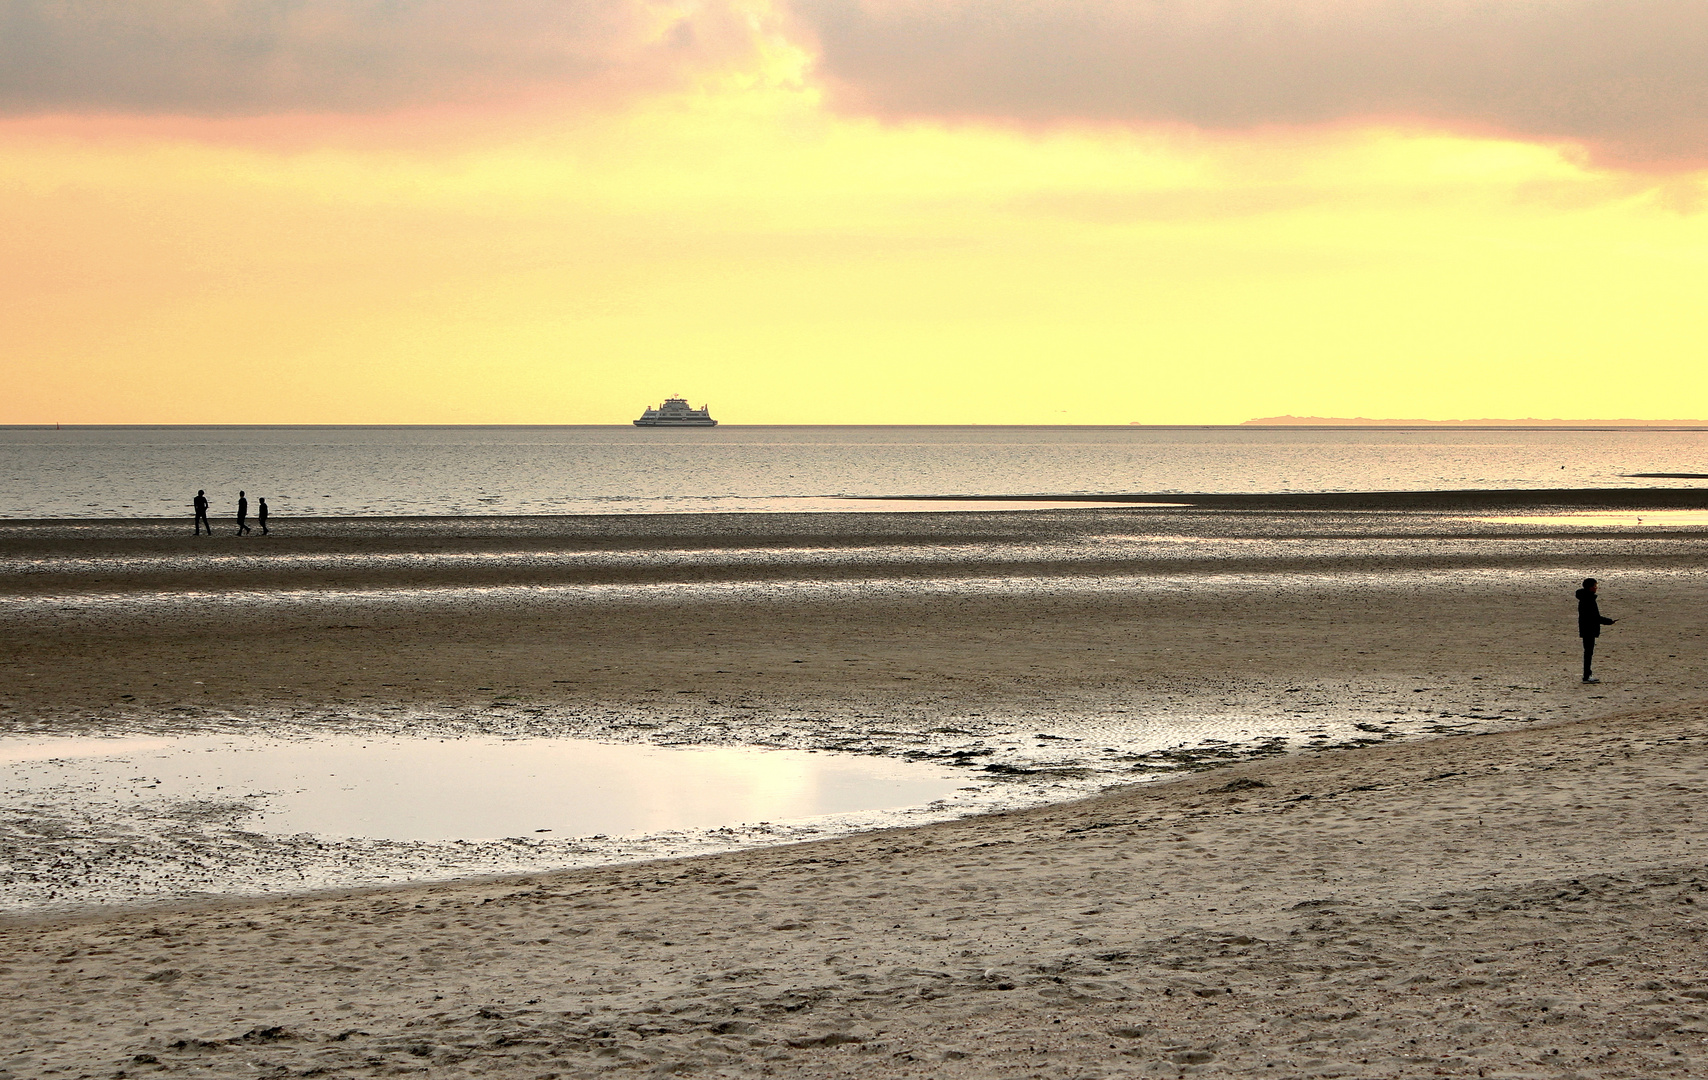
(9, 421), (1708, 431)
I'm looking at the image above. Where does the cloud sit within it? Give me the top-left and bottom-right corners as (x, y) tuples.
(0, 0), (760, 115)
(792, 0), (1708, 169)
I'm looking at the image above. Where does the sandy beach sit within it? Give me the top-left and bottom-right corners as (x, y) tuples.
(3, 496), (1708, 1076)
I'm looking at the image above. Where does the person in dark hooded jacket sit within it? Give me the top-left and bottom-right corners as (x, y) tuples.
(1576, 577), (1615, 683)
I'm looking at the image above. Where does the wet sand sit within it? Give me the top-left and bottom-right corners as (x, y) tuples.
(3, 496), (1708, 1075)
(6, 496), (1708, 734)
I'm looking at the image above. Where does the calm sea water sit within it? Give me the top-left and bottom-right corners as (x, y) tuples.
(3, 425), (1706, 519)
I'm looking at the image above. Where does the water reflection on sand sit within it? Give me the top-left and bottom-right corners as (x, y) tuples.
(5, 563), (1702, 620)
(0, 734), (962, 841)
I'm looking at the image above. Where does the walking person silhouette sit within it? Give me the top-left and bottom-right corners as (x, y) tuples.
(1576, 577), (1615, 683)
(258, 497), (269, 535)
(193, 489), (211, 535)
(236, 491), (252, 535)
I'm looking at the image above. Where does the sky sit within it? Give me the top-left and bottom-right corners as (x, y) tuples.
(4, 0), (1706, 425)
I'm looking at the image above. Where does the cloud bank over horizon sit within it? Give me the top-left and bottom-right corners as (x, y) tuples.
(3, 0), (1706, 170)
(794, 0), (1708, 169)
(0, 0), (761, 116)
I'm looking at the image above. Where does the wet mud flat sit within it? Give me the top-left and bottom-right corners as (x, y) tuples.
(7, 488), (1708, 597)
(5, 497), (1708, 915)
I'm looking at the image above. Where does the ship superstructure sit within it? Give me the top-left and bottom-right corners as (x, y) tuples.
(634, 397), (717, 426)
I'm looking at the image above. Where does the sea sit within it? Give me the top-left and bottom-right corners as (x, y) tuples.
(3, 425), (1707, 519)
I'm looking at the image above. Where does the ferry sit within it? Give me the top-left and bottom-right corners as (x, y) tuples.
(634, 397), (718, 426)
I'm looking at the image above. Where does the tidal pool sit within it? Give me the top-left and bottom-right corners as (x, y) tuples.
(0, 735), (964, 841)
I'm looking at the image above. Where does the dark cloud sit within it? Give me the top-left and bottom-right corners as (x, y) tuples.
(0, 0), (756, 115)
(793, 0), (1708, 168)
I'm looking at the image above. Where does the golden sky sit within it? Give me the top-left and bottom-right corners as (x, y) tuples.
(4, 0), (1706, 425)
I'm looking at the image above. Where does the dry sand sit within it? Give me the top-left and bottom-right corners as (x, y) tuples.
(4, 501), (1708, 1077)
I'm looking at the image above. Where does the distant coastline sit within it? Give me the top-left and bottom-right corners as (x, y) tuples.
(1241, 415), (1708, 427)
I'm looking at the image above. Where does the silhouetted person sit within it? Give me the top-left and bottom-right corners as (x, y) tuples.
(1576, 577), (1615, 683)
(193, 490), (211, 535)
(258, 497), (269, 535)
(236, 491), (252, 535)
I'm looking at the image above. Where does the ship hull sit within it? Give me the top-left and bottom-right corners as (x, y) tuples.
(633, 418), (718, 426)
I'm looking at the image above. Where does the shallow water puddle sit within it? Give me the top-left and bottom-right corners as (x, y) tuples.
(0, 735), (963, 841)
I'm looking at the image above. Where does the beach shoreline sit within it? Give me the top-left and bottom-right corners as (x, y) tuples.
(4, 483), (1708, 528)
(4, 502), (1708, 1074)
